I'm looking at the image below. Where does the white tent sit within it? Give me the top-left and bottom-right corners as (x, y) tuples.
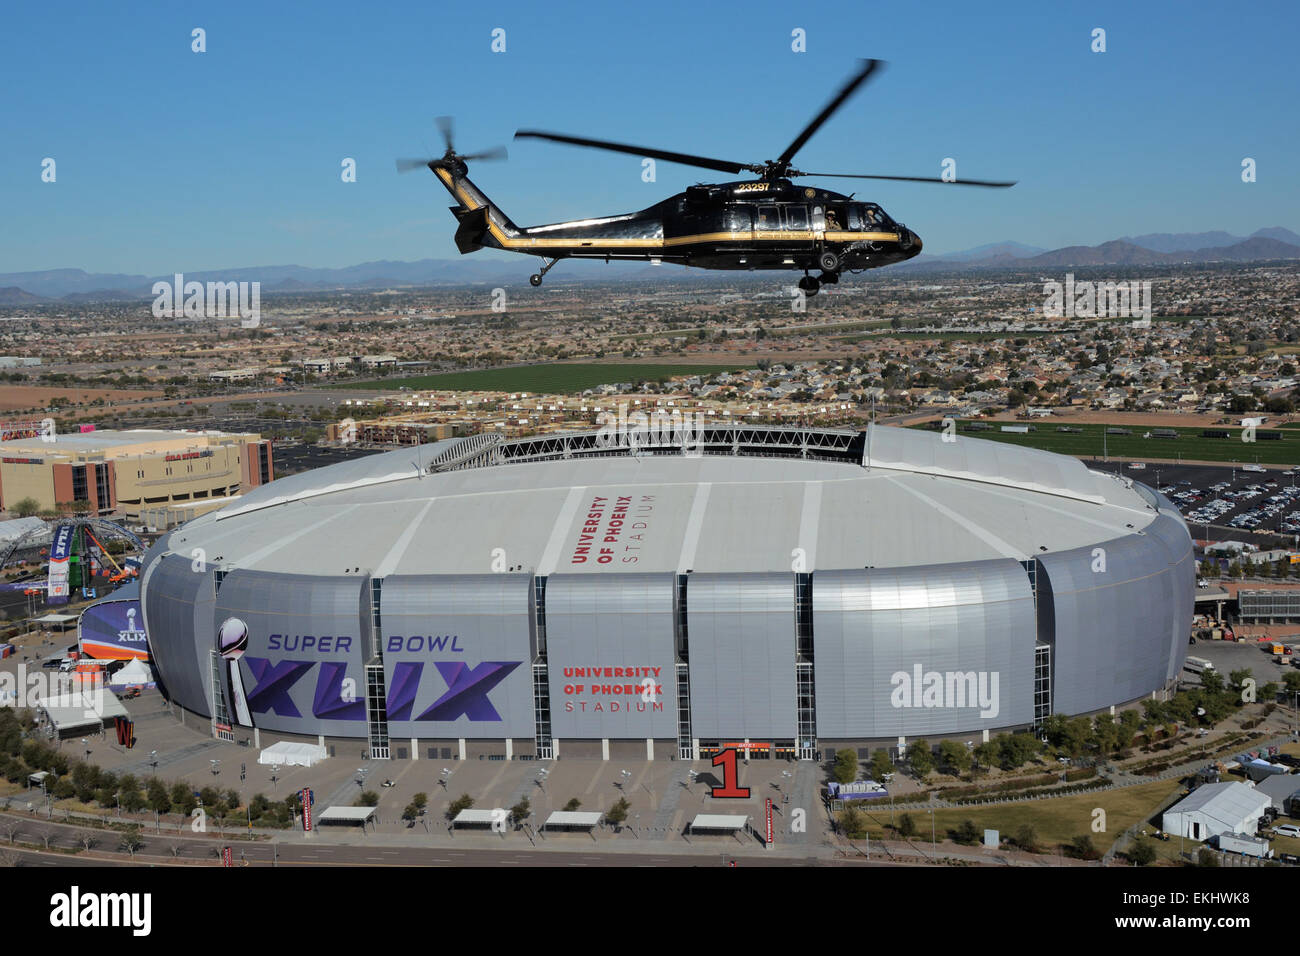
(37, 689), (128, 734)
(1162, 782), (1270, 842)
(257, 741), (328, 767)
(109, 659), (155, 688)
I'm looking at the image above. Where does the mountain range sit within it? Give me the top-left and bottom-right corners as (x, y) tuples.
(2, 227), (1298, 304)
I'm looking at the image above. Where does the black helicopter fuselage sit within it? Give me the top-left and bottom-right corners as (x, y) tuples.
(433, 161), (922, 274)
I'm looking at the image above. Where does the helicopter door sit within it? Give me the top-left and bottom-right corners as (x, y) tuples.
(756, 205), (779, 235)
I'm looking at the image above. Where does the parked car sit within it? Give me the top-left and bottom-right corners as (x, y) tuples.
(1271, 824), (1300, 839)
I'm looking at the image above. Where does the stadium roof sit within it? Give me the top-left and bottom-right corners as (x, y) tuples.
(161, 425), (1168, 577)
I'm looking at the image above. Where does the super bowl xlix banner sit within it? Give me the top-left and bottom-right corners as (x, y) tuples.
(47, 523), (74, 605)
(79, 600), (149, 660)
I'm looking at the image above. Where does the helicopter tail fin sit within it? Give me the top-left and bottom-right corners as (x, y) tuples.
(431, 165), (520, 253)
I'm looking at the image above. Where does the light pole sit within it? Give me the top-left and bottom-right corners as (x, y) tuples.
(928, 808), (936, 852)
(270, 764), (280, 791)
(686, 770), (699, 793)
(210, 759), (220, 778)
(149, 750), (158, 774)
(439, 768), (452, 790)
(535, 768), (548, 793)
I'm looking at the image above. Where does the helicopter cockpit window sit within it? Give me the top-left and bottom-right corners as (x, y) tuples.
(825, 205), (847, 231)
(854, 203), (891, 231)
(756, 205), (779, 231)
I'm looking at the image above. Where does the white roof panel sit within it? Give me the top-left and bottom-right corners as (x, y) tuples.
(165, 426), (1165, 577)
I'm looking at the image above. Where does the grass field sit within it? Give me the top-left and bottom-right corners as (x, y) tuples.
(909, 420), (1300, 465)
(857, 777), (1183, 854)
(333, 363), (750, 395)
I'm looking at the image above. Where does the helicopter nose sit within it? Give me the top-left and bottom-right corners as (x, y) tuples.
(907, 229), (922, 254)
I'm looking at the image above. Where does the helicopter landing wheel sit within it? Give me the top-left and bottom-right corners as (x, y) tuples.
(530, 257), (561, 287)
(818, 250), (840, 272)
(798, 275), (820, 295)
(819, 270), (839, 284)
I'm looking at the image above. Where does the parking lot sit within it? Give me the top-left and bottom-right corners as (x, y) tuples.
(1088, 460), (1300, 545)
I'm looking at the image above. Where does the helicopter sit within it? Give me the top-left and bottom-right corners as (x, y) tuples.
(398, 59), (1014, 296)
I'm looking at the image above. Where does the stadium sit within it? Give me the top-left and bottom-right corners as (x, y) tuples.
(139, 423), (1194, 762)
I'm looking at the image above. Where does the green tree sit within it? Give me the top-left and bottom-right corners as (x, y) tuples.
(169, 783), (198, 816)
(832, 748), (859, 785)
(11, 498), (39, 518)
(146, 778), (171, 815)
(412, 792), (428, 810)
(354, 790), (379, 808)
(896, 813), (917, 838)
(118, 825), (144, 858)
(509, 798), (531, 826)
(446, 794), (474, 819)
(1128, 836), (1157, 866)
(907, 740), (934, 777)
(839, 806), (868, 839)
(870, 748), (894, 782)
(953, 819), (981, 846)
(606, 797), (630, 827)
(938, 740), (972, 775)
(1013, 824), (1039, 852)
(562, 798), (582, 812)
(1069, 834), (1099, 860)
(402, 803), (420, 825)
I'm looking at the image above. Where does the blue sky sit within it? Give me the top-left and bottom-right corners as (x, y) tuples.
(2, 0), (1296, 273)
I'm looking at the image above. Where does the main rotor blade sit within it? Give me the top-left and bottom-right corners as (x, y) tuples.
(395, 158), (434, 173)
(798, 171), (1016, 187)
(777, 58), (884, 167)
(514, 130), (750, 175)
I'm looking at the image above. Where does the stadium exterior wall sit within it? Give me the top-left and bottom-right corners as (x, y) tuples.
(138, 432), (1195, 757)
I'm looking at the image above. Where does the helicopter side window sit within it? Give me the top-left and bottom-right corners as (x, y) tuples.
(783, 205), (809, 231)
(825, 205), (847, 231)
(756, 205), (779, 231)
(725, 206), (752, 233)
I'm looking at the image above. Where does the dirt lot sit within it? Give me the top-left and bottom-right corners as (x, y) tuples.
(0, 384), (161, 413)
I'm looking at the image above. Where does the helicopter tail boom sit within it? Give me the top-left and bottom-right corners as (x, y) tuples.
(431, 164), (521, 254)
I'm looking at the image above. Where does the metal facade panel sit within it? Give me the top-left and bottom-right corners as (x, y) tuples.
(380, 573), (535, 739)
(141, 550), (212, 717)
(814, 560), (1036, 738)
(545, 572), (677, 738)
(1041, 510), (1193, 715)
(686, 573), (795, 739)
(213, 571), (367, 737)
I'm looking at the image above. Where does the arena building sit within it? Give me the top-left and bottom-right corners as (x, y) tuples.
(0, 429), (273, 519)
(139, 424), (1194, 762)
